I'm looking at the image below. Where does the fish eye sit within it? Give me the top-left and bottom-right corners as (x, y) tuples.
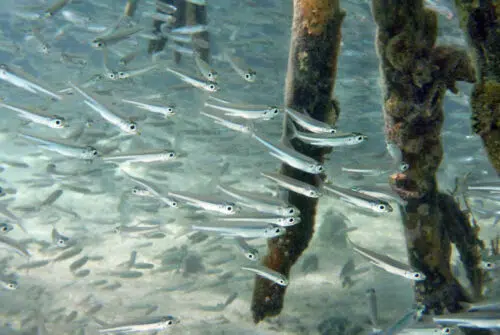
(209, 84), (216, 91)
(7, 282), (16, 290)
(288, 208), (294, 215)
(132, 187), (139, 194)
(275, 228), (281, 233)
(108, 73), (115, 79)
(167, 107), (174, 113)
(226, 205), (233, 212)
(357, 136), (364, 141)
(169, 152), (175, 158)
(288, 218), (295, 223)
(92, 150), (98, 156)
(57, 239), (66, 247)
(413, 273), (420, 278)
(317, 165), (324, 172)
(379, 204), (386, 211)
(248, 253), (254, 259)
(1, 226), (7, 232)
(171, 201), (177, 207)
(485, 262), (493, 268)
(330, 129), (336, 134)
(166, 320), (173, 325)
(442, 328), (451, 334)
(129, 123), (136, 131)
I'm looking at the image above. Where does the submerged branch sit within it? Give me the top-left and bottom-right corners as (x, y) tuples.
(453, 0), (500, 175)
(372, 0), (482, 321)
(251, 0), (345, 323)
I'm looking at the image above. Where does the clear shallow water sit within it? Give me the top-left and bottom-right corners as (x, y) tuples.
(0, 0), (496, 334)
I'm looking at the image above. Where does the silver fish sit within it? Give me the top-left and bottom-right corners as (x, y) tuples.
(200, 110), (253, 134)
(261, 171), (321, 198)
(252, 132), (323, 174)
(68, 82), (139, 135)
(234, 237), (259, 261)
(241, 265), (288, 286)
(433, 311), (500, 329)
(102, 150), (176, 163)
(192, 223), (285, 239)
(285, 107), (336, 134)
(44, 0), (71, 17)
(0, 222), (13, 234)
(122, 172), (178, 208)
(224, 49), (256, 82)
(117, 64), (158, 79)
(290, 123), (367, 147)
(0, 101), (66, 128)
(366, 288), (379, 328)
(0, 276), (18, 290)
(219, 214), (299, 227)
(323, 183), (393, 213)
(51, 227), (70, 248)
(204, 101), (279, 120)
(167, 191), (238, 215)
(195, 54), (217, 82)
(20, 133), (99, 160)
(69, 256), (89, 272)
(92, 26), (143, 49)
(97, 315), (179, 334)
(121, 99), (175, 118)
(171, 24), (208, 35)
(348, 238), (425, 281)
(165, 67), (219, 92)
(0, 64), (62, 100)
(0, 235), (30, 257)
(216, 183), (299, 216)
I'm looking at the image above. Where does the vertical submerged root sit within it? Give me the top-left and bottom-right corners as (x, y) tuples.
(372, 0), (481, 317)
(185, 3), (210, 63)
(251, 0), (344, 323)
(124, 0), (140, 17)
(454, 0), (500, 175)
(147, 0), (186, 56)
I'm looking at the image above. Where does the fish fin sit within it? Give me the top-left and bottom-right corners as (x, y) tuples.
(287, 118), (298, 140)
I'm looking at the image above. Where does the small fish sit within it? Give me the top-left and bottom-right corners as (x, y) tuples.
(192, 223), (285, 239)
(0, 101), (66, 128)
(460, 300), (500, 312)
(69, 256), (89, 272)
(285, 107), (336, 134)
(289, 122), (367, 147)
(0, 222), (13, 234)
(382, 307), (425, 334)
(223, 49), (256, 82)
(323, 183), (393, 213)
(171, 24), (208, 35)
(68, 82), (139, 135)
(0, 276), (18, 290)
(17, 259), (51, 270)
(204, 101), (279, 120)
(234, 237), (259, 261)
(252, 132), (323, 174)
(241, 265), (288, 286)
(366, 288), (379, 328)
(122, 172), (178, 207)
(261, 171), (321, 198)
(165, 67), (219, 92)
(20, 133), (99, 160)
(480, 260), (496, 270)
(134, 262), (155, 270)
(74, 269), (91, 278)
(155, 1), (178, 14)
(92, 26), (143, 49)
(51, 227), (70, 248)
(348, 238), (425, 281)
(167, 191), (238, 215)
(217, 183), (299, 216)
(44, 0), (71, 17)
(0, 64), (62, 100)
(0, 235), (30, 257)
(53, 246), (83, 262)
(107, 270), (144, 279)
(433, 311), (500, 329)
(97, 315), (179, 334)
(102, 150), (176, 163)
(201, 110), (253, 134)
(195, 54), (217, 82)
(219, 214), (299, 227)
(121, 99), (175, 118)
(117, 64), (159, 79)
